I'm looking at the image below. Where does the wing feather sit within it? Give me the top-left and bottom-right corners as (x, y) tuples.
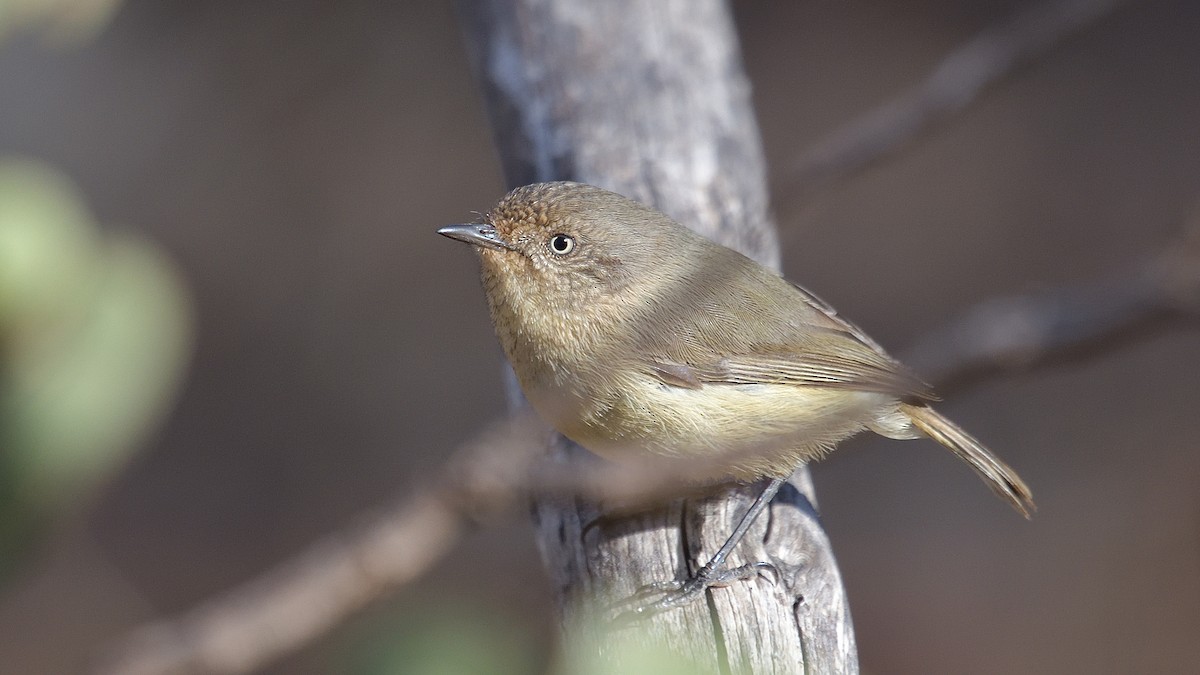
(644, 272), (936, 400)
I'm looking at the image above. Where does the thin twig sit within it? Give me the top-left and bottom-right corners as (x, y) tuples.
(774, 0), (1131, 204)
(906, 219), (1200, 393)
(90, 415), (540, 675)
(90, 415), (719, 675)
(93, 491), (465, 675)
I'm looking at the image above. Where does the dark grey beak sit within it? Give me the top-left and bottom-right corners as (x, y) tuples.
(437, 223), (516, 251)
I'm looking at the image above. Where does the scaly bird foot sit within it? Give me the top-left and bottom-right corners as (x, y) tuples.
(610, 561), (778, 626)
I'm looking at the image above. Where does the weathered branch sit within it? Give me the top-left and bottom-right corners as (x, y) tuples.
(458, 0), (851, 672)
(775, 0), (1131, 204)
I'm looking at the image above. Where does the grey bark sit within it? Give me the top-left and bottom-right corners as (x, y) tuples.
(459, 1), (857, 673)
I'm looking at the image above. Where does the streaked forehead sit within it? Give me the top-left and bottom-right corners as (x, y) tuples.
(490, 182), (632, 229)
(489, 188), (552, 232)
(488, 182), (579, 236)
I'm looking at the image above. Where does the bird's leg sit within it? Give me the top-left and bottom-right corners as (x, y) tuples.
(688, 476), (785, 586)
(613, 477), (786, 623)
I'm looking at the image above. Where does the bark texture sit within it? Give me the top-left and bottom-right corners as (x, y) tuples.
(459, 1), (858, 672)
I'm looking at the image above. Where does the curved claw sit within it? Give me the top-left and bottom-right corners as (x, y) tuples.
(721, 561), (780, 586)
(607, 559), (779, 626)
(610, 581), (709, 626)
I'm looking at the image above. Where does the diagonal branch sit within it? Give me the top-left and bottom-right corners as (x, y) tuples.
(89, 415), (734, 675)
(94, 488), (466, 675)
(905, 218), (1200, 394)
(775, 0), (1132, 204)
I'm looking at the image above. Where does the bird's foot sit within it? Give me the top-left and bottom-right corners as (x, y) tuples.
(610, 561), (778, 626)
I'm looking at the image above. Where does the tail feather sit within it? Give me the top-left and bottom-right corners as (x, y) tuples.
(900, 403), (1036, 518)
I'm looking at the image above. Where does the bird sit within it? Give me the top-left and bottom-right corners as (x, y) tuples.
(439, 181), (1033, 613)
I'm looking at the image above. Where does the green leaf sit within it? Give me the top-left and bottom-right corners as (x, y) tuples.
(342, 605), (540, 675)
(0, 158), (192, 580)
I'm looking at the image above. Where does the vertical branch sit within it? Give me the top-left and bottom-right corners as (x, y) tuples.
(458, 1), (856, 671)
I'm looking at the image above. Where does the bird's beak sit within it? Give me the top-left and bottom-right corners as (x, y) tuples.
(437, 223), (516, 252)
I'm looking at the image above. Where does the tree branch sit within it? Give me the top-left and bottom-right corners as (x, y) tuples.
(93, 488), (463, 675)
(457, 0), (851, 670)
(90, 415), (796, 675)
(905, 217), (1200, 393)
(774, 0), (1131, 204)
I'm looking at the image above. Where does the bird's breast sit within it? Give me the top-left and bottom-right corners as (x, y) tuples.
(527, 363), (892, 478)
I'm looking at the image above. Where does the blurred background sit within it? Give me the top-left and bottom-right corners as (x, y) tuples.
(1, 0), (1198, 673)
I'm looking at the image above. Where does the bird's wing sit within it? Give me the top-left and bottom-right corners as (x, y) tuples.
(785, 281), (888, 353)
(647, 281), (937, 401)
(672, 345), (935, 400)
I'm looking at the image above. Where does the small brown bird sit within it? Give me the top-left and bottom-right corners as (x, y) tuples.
(440, 181), (1033, 611)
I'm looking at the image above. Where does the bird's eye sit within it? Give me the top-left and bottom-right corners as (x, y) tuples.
(548, 233), (576, 255)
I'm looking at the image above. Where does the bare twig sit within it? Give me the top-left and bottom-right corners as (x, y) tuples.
(906, 220), (1200, 393)
(91, 416), (542, 675)
(95, 488), (464, 675)
(774, 0), (1131, 203)
(91, 415), (736, 675)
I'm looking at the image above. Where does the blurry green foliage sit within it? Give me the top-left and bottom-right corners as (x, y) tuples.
(0, 0), (122, 44)
(553, 611), (716, 675)
(0, 158), (192, 581)
(338, 601), (712, 675)
(342, 605), (541, 675)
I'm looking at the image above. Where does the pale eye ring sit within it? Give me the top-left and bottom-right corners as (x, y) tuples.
(548, 233), (576, 255)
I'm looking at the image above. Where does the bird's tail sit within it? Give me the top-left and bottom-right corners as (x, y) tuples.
(900, 403), (1035, 518)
